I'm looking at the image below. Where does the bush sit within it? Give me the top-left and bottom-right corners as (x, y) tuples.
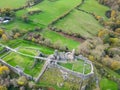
(44, 39), (52, 46)
(0, 86), (7, 90)
(0, 66), (10, 75)
(0, 29), (4, 36)
(17, 76), (28, 86)
(2, 34), (8, 41)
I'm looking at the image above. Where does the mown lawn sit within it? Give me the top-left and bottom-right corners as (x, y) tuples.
(41, 30), (80, 50)
(55, 10), (103, 38)
(0, 0), (27, 9)
(79, 0), (109, 19)
(100, 78), (118, 90)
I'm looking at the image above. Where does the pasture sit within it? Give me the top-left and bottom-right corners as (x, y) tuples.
(0, 0), (27, 9)
(79, 0), (109, 19)
(41, 29), (80, 50)
(100, 78), (118, 90)
(16, 0), (81, 25)
(0, 0), (82, 31)
(54, 10), (103, 38)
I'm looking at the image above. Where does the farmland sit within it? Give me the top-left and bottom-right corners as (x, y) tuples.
(79, 0), (109, 19)
(54, 10), (103, 38)
(0, 0), (27, 9)
(40, 30), (80, 50)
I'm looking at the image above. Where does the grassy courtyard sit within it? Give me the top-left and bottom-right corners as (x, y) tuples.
(2, 47), (45, 77)
(59, 60), (91, 74)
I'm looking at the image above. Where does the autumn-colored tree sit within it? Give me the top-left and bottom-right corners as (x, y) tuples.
(115, 28), (120, 33)
(17, 76), (28, 86)
(111, 61), (120, 70)
(109, 38), (119, 45)
(0, 29), (4, 36)
(53, 40), (62, 49)
(21, 15), (29, 23)
(0, 86), (7, 90)
(2, 34), (8, 41)
(14, 33), (21, 39)
(0, 66), (10, 75)
(44, 39), (52, 46)
(111, 10), (116, 18)
(102, 56), (113, 67)
(98, 29), (108, 38)
(88, 55), (95, 61)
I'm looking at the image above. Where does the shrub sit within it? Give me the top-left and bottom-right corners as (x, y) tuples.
(14, 33), (21, 39)
(0, 29), (4, 36)
(44, 39), (52, 46)
(0, 66), (10, 75)
(17, 76), (28, 86)
(2, 34), (8, 41)
(0, 86), (7, 90)
(21, 15), (29, 23)
(88, 55), (95, 61)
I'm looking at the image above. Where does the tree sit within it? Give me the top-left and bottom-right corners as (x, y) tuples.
(111, 61), (120, 70)
(102, 56), (113, 67)
(21, 15), (29, 23)
(0, 66), (10, 75)
(14, 33), (21, 39)
(17, 76), (28, 86)
(2, 34), (8, 41)
(111, 10), (116, 18)
(53, 40), (62, 49)
(0, 86), (7, 90)
(44, 39), (52, 46)
(0, 29), (4, 36)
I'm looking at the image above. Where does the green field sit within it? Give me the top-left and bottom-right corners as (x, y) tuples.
(100, 78), (118, 90)
(41, 29), (80, 50)
(0, 39), (54, 54)
(2, 47), (44, 77)
(16, 0), (81, 25)
(0, 0), (82, 31)
(79, 0), (109, 19)
(54, 10), (103, 38)
(59, 60), (91, 74)
(0, 0), (27, 9)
